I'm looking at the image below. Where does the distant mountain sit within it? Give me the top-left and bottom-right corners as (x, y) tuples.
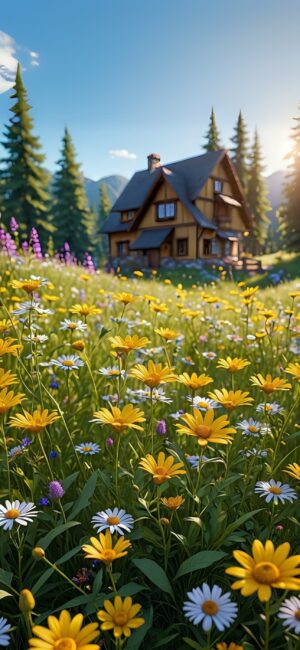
(84, 175), (128, 211)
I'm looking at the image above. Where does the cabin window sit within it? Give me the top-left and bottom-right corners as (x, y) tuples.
(214, 179), (223, 193)
(203, 239), (212, 256)
(120, 211), (134, 223)
(157, 202), (176, 220)
(177, 238), (188, 256)
(117, 241), (129, 256)
(211, 238), (220, 256)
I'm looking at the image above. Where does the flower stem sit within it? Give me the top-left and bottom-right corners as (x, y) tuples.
(264, 601), (270, 650)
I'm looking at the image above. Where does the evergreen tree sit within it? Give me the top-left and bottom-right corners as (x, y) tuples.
(203, 108), (222, 152)
(0, 64), (51, 245)
(278, 105), (300, 250)
(247, 130), (270, 252)
(230, 111), (249, 192)
(52, 128), (91, 257)
(93, 183), (111, 261)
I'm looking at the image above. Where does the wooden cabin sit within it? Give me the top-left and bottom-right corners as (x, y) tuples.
(101, 150), (253, 267)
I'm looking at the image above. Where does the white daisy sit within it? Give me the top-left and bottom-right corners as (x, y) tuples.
(237, 418), (262, 436)
(183, 583), (237, 631)
(60, 319), (87, 332)
(0, 500), (38, 531)
(75, 442), (100, 455)
(98, 366), (125, 378)
(255, 479), (297, 504)
(51, 355), (84, 371)
(256, 402), (284, 415)
(91, 507), (134, 535)
(0, 617), (12, 647)
(188, 396), (220, 411)
(278, 596), (300, 634)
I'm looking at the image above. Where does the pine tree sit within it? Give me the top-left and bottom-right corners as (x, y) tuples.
(52, 128), (91, 257)
(278, 106), (300, 250)
(247, 130), (270, 252)
(203, 108), (222, 152)
(93, 183), (111, 261)
(230, 111), (249, 193)
(0, 64), (51, 245)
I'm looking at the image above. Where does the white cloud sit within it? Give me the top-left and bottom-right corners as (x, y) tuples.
(109, 149), (137, 160)
(30, 50), (40, 66)
(0, 31), (18, 94)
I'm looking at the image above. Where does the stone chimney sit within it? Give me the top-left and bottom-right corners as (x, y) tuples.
(147, 153), (161, 172)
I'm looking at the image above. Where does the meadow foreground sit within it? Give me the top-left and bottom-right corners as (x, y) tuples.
(0, 256), (299, 650)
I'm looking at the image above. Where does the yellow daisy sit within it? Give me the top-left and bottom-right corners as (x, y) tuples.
(0, 338), (22, 357)
(129, 360), (177, 388)
(70, 303), (102, 317)
(285, 362), (300, 382)
(155, 327), (180, 341)
(92, 404), (145, 432)
(0, 369), (18, 389)
(208, 388), (253, 411)
(178, 372), (213, 390)
(109, 334), (149, 353)
(161, 495), (185, 510)
(9, 407), (60, 433)
(97, 595), (144, 639)
(176, 408), (236, 446)
(283, 463), (300, 481)
(139, 452), (186, 485)
(82, 529), (131, 563)
(28, 609), (99, 650)
(217, 357), (250, 373)
(226, 539), (300, 602)
(250, 374), (291, 394)
(0, 388), (25, 414)
(10, 278), (43, 293)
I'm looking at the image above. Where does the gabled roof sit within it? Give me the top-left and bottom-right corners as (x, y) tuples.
(101, 149), (252, 234)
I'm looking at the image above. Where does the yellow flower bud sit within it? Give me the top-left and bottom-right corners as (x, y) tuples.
(72, 340), (85, 351)
(160, 517), (170, 526)
(19, 589), (35, 612)
(32, 547), (45, 560)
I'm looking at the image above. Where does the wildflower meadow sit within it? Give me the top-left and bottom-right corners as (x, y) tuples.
(0, 241), (299, 650)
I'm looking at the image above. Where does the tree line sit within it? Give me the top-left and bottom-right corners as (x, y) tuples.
(0, 64), (111, 260)
(0, 65), (299, 258)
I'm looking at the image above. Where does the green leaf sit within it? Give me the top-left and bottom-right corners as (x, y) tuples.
(92, 569), (103, 595)
(132, 559), (174, 597)
(0, 569), (13, 588)
(37, 521), (80, 550)
(68, 471), (98, 520)
(118, 582), (148, 596)
(125, 606), (153, 650)
(175, 550), (226, 579)
(32, 567), (55, 595)
(182, 638), (204, 649)
(56, 545), (82, 565)
(153, 633), (180, 647)
(214, 509), (262, 546)
(62, 472), (80, 491)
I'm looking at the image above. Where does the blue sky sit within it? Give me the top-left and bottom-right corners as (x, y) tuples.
(0, 0), (299, 180)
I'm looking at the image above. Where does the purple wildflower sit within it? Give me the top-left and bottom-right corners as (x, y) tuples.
(48, 480), (64, 500)
(10, 217), (19, 233)
(156, 419), (167, 436)
(30, 227), (43, 259)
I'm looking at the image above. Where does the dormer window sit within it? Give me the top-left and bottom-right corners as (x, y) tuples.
(214, 179), (223, 193)
(121, 211), (134, 223)
(156, 201), (176, 220)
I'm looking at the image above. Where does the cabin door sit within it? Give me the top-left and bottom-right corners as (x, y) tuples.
(148, 249), (160, 267)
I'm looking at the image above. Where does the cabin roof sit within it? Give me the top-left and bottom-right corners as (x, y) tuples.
(101, 149), (225, 233)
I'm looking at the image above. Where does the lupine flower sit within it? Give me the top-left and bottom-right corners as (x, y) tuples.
(183, 583), (238, 631)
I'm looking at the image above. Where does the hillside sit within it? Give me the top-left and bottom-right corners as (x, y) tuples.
(84, 174), (128, 211)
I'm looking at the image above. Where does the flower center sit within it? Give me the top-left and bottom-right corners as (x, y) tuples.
(202, 600), (219, 615)
(113, 610), (128, 626)
(222, 400), (235, 410)
(253, 562), (280, 584)
(295, 610), (300, 621)
(107, 516), (120, 525)
(198, 402), (209, 409)
(195, 425), (212, 439)
(155, 466), (167, 476)
(248, 425), (259, 432)
(55, 639), (77, 650)
(5, 508), (20, 519)
(62, 360), (75, 367)
(68, 323), (77, 329)
(263, 383), (274, 394)
(82, 446), (92, 452)
(268, 486), (282, 495)
(229, 363), (239, 372)
(101, 549), (116, 562)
